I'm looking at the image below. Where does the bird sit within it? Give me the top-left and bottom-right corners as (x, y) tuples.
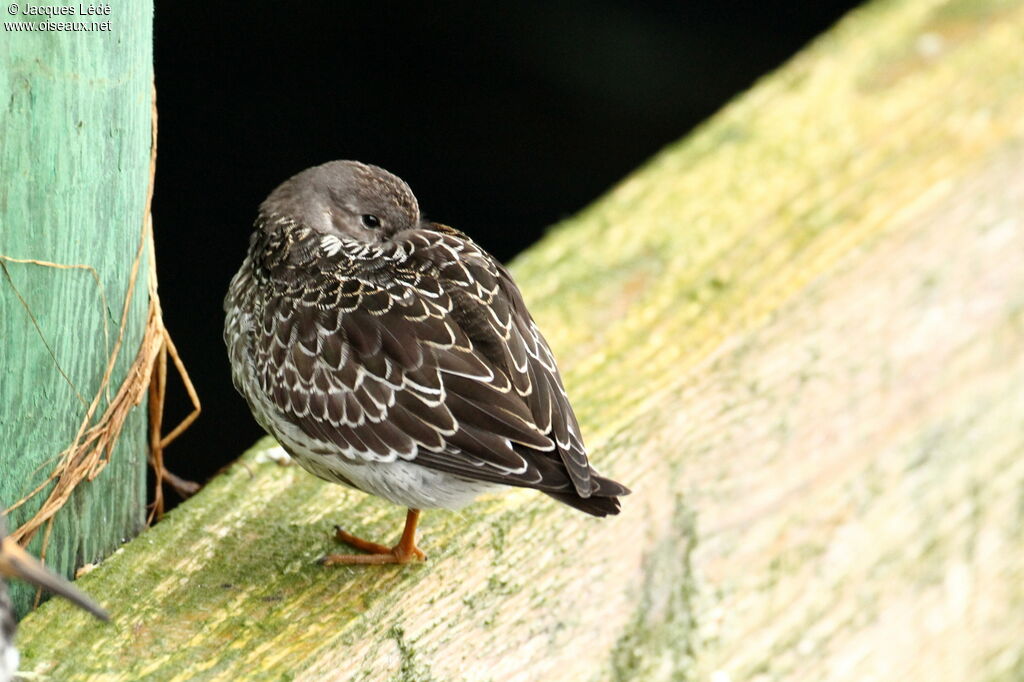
(1, 515), (109, 682)
(224, 160), (629, 565)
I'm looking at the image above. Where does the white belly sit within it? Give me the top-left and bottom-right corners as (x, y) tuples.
(288, 447), (497, 510)
(243, 371), (495, 509)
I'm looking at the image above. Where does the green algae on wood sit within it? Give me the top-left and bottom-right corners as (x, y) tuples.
(16, 0), (1024, 678)
(0, 3), (154, 618)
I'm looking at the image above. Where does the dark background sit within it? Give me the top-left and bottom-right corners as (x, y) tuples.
(152, 1), (858, 503)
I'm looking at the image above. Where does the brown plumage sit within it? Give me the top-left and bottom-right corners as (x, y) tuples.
(224, 161), (629, 564)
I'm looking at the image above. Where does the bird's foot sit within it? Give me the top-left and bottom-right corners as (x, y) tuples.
(319, 509), (427, 565)
(319, 526), (426, 565)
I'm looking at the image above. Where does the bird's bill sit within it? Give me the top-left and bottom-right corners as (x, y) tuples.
(0, 536), (109, 621)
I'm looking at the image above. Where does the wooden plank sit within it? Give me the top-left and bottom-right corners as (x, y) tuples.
(0, 5), (153, 618)
(16, 0), (1024, 678)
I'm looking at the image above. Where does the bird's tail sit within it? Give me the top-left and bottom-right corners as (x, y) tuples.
(545, 473), (630, 517)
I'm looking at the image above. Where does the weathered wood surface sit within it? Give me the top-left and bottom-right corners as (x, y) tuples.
(17, 0), (1024, 678)
(0, 7), (154, 617)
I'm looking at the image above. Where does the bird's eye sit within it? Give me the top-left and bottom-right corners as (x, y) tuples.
(361, 214), (381, 229)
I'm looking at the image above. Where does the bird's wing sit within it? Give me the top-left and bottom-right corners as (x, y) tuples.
(397, 225), (597, 496)
(252, 225), (597, 496)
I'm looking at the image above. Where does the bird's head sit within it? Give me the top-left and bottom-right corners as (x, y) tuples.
(258, 160), (421, 244)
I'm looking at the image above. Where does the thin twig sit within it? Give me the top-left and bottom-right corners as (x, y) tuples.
(0, 259), (89, 407)
(0, 255), (113, 401)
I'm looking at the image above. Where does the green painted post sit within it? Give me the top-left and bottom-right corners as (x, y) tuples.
(0, 5), (153, 617)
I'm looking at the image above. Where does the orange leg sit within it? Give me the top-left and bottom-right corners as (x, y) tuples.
(319, 508), (427, 566)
